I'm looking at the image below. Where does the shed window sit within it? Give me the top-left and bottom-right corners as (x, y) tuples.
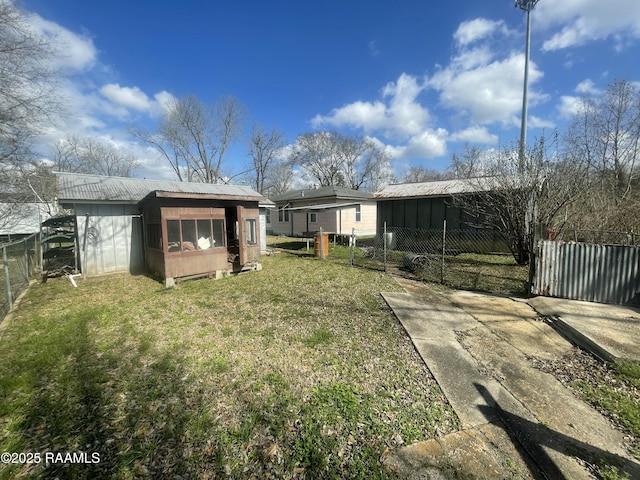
(213, 219), (225, 247)
(245, 218), (257, 245)
(167, 220), (181, 252)
(166, 218), (226, 253)
(181, 220), (197, 251)
(355, 204), (362, 222)
(309, 212), (317, 223)
(197, 219), (213, 249)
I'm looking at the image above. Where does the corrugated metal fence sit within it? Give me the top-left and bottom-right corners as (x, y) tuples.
(534, 241), (640, 305)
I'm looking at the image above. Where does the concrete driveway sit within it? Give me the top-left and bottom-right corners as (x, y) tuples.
(528, 296), (640, 363)
(381, 277), (640, 479)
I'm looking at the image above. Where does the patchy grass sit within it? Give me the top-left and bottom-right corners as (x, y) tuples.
(533, 348), (640, 464)
(440, 253), (529, 296)
(572, 359), (640, 459)
(0, 253), (458, 479)
(268, 235), (529, 296)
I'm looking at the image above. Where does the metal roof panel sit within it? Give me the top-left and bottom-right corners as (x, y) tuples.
(270, 185), (372, 203)
(56, 172), (265, 203)
(372, 178), (494, 199)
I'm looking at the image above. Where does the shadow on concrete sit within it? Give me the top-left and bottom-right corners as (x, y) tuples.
(475, 383), (640, 479)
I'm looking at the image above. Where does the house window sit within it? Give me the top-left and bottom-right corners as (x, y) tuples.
(245, 218), (257, 245)
(309, 212), (317, 223)
(355, 204), (362, 222)
(278, 207), (289, 222)
(266, 209), (271, 224)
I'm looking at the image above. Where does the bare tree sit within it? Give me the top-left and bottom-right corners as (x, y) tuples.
(449, 145), (488, 178)
(452, 137), (586, 265)
(0, 1), (61, 227)
(135, 95), (245, 183)
(247, 124), (285, 194)
(267, 160), (294, 196)
(54, 135), (139, 177)
(339, 134), (394, 191)
(402, 165), (452, 183)
(290, 131), (393, 191)
(0, 1), (58, 164)
(563, 79), (640, 231)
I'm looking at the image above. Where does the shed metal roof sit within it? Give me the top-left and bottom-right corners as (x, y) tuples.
(56, 172), (266, 204)
(372, 177), (494, 199)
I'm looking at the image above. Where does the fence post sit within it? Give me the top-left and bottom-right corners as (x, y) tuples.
(3, 246), (12, 311)
(24, 236), (30, 282)
(350, 228), (355, 267)
(383, 222), (387, 273)
(441, 220), (447, 284)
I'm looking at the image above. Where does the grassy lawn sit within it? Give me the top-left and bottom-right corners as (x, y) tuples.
(0, 252), (458, 479)
(268, 235), (529, 297)
(440, 253), (529, 296)
(572, 359), (640, 460)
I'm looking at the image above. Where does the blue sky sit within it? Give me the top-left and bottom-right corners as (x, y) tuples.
(19, 0), (640, 183)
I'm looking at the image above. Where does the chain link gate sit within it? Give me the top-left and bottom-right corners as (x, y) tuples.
(348, 222), (529, 296)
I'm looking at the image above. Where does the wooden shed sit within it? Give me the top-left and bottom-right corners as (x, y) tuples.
(139, 191), (262, 287)
(56, 172), (267, 287)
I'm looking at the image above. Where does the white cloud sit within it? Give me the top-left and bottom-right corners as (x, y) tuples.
(454, 18), (512, 46)
(427, 53), (547, 126)
(449, 126), (498, 144)
(311, 100), (388, 133)
(153, 91), (176, 114)
(28, 14), (97, 72)
(100, 84), (152, 112)
(556, 79), (603, 118)
(310, 73), (448, 160)
(402, 129), (448, 158)
(527, 115), (556, 129)
(536, 0), (640, 51)
(575, 79), (600, 95)
(99, 84), (176, 118)
(310, 17), (550, 160)
(557, 96), (583, 118)
(312, 73), (430, 139)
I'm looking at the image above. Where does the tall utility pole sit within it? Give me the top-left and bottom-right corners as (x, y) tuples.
(515, 0), (540, 170)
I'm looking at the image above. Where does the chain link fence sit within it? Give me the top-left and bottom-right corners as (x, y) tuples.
(550, 229), (640, 246)
(347, 222), (529, 296)
(1, 233), (41, 320)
